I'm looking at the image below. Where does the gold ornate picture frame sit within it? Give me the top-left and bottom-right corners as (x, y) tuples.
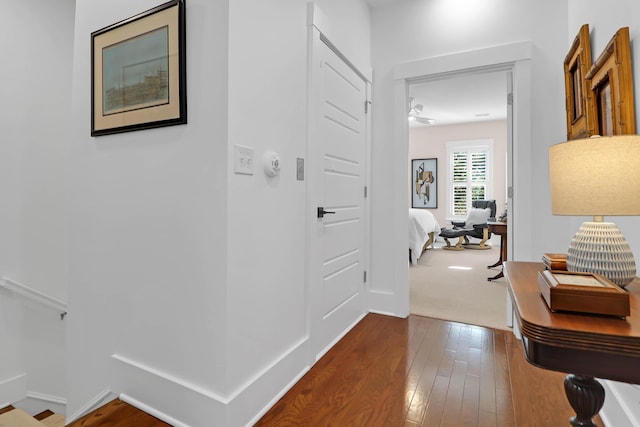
(564, 24), (592, 140)
(585, 27), (636, 136)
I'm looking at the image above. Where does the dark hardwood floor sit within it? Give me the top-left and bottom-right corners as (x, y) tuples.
(4, 314), (602, 426)
(66, 398), (170, 427)
(257, 314), (603, 427)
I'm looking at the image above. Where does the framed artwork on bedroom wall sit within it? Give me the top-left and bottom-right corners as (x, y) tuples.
(411, 158), (437, 209)
(585, 26), (636, 136)
(563, 24), (592, 140)
(91, 0), (187, 136)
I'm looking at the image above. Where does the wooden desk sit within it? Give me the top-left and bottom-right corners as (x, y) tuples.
(487, 221), (507, 281)
(505, 261), (640, 426)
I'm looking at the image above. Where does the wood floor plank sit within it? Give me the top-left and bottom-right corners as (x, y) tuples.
(440, 360), (468, 427)
(461, 373), (480, 426)
(66, 398), (170, 427)
(22, 313), (606, 426)
(34, 409), (55, 420)
(493, 330), (512, 392)
(421, 374), (449, 426)
(405, 320), (450, 424)
(0, 405), (15, 415)
(252, 314), (608, 427)
(336, 316), (417, 425)
(380, 317), (437, 426)
(59, 313), (610, 427)
(478, 408), (497, 427)
(478, 327), (497, 416)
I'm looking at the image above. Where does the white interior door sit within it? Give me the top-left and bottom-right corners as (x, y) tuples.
(308, 32), (367, 361)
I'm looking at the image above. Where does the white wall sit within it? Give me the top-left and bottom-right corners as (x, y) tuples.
(226, 2), (371, 424)
(409, 120), (508, 227)
(0, 0), (72, 301)
(67, 0), (371, 425)
(225, 0), (309, 423)
(568, 2), (640, 425)
(68, 0), (229, 424)
(311, 0), (372, 77)
(369, 0), (569, 315)
(0, 0), (74, 411)
(566, 0), (640, 256)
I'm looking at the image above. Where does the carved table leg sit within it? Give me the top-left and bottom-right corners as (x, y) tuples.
(564, 374), (605, 427)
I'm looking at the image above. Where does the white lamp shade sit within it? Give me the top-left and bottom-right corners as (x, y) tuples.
(549, 135), (640, 216)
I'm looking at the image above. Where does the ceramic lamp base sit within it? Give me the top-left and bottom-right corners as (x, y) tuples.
(567, 222), (636, 288)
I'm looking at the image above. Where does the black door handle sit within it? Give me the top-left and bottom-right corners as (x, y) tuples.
(317, 207), (336, 218)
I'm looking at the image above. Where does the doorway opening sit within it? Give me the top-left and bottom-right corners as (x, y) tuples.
(406, 68), (512, 329)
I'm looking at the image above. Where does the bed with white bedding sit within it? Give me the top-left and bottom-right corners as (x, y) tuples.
(409, 208), (441, 265)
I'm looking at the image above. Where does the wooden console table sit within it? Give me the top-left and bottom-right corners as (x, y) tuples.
(487, 221), (507, 281)
(505, 261), (640, 426)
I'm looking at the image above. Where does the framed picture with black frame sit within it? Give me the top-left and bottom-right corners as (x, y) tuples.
(411, 158), (437, 209)
(91, 0), (187, 136)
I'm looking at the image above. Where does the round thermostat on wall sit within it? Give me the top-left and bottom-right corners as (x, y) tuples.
(263, 151), (281, 177)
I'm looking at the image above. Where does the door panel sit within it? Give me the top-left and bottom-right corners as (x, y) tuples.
(309, 34), (367, 359)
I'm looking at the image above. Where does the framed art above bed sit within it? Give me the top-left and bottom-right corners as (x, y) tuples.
(412, 158), (437, 209)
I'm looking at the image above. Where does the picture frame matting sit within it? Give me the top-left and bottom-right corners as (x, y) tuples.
(91, 0), (187, 136)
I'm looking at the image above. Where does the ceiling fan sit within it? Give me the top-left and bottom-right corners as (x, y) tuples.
(408, 98), (437, 125)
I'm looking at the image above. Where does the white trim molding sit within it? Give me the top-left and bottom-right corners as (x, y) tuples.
(26, 391), (67, 406)
(111, 353), (227, 403)
(65, 387), (114, 424)
(0, 277), (67, 315)
(600, 380), (640, 427)
(393, 41), (533, 81)
(0, 373), (27, 407)
(120, 393), (189, 427)
(112, 335), (310, 427)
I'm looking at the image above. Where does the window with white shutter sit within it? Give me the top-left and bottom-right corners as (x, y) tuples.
(446, 140), (493, 220)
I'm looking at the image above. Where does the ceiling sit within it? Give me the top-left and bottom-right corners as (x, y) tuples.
(363, 0), (508, 128)
(364, 0), (406, 8)
(408, 70), (508, 127)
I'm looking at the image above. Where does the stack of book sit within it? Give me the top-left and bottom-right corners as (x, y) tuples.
(542, 253), (567, 270)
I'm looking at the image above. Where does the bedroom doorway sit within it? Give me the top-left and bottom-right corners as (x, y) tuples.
(407, 68), (512, 329)
(388, 42), (533, 322)
(408, 69), (510, 248)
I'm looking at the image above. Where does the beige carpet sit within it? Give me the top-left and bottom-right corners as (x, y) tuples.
(410, 241), (510, 330)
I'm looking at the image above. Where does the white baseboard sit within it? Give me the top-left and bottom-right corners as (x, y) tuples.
(112, 335), (311, 427)
(368, 308), (404, 318)
(0, 373), (27, 406)
(227, 336), (310, 427)
(244, 365), (310, 427)
(120, 393), (189, 427)
(367, 289), (405, 317)
(111, 353), (226, 426)
(65, 387), (114, 424)
(26, 391), (66, 406)
(601, 380), (640, 427)
(315, 312), (366, 362)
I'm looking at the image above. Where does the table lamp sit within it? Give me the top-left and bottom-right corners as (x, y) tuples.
(549, 135), (640, 287)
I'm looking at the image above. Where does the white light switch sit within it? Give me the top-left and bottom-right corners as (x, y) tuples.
(234, 145), (254, 175)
